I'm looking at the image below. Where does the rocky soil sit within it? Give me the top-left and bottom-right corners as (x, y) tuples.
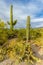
(0, 43), (43, 65)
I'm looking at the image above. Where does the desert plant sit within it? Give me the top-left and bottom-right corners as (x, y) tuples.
(26, 16), (30, 42)
(0, 28), (8, 45)
(30, 29), (41, 40)
(0, 47), (6, 62)
(17, 28), (26, 41)
(8, 5), (17, 30)
(0, 20), (6, 28)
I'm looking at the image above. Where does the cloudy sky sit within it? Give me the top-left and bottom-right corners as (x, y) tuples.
(0, 0), (43, 28)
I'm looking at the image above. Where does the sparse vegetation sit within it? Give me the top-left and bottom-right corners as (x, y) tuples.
(0, 4), (43, 65)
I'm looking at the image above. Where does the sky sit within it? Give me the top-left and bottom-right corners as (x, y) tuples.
(0, 0), (43, 28)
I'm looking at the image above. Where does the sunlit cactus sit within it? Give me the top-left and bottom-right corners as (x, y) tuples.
(8, 5), (17, 30)
(26, 16), (30, 42)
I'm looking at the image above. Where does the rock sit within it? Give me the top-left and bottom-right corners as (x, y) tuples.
(36, 60), (43, 65)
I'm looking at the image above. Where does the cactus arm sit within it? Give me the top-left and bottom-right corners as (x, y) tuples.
(13, 20), (17, 25)
(7, 21), (10, 25)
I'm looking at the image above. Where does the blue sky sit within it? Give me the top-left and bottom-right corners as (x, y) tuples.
(0, 0), (43, 28)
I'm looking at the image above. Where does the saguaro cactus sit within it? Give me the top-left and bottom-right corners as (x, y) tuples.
(26, 16), (30, 42)
(8, 5), (17, 30)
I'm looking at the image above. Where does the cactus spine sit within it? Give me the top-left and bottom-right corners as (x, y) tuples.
(8, 5), (17, 30)
(26, 16), (30, 42)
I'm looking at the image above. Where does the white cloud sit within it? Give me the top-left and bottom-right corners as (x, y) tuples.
(35, 23), (43, 28)
(31, 18), (43, 22)
(0, 0), (10, 22)
(13, 3), (38, 19)
(0, 0), (43, 28)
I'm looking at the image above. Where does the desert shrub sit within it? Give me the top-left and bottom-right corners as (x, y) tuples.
(0, 28), (8, 45)
(6, 29), (18, 39)
(30, 28), (41, 40)
(0, 40), (38, 64)
(0, 20), (5, 28)
(5, 41), (38, 64)
(0, 47), (7, 62)
(7, 29), (15, 39)
(0, 21), (8, 45)
(17, 29), (26, 41)
(0, 54), (4, 62)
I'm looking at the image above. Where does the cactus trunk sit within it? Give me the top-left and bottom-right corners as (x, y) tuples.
(26, 16), (30, 42)
(10, 5), (13, 30)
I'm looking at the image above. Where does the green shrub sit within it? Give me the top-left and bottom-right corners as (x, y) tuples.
(7, 29), (18, 39)
(30, 28), (41, 40)
(17, 29), (26, 41)
(0, 47), (6, 62)
(0, 28), (8, 45)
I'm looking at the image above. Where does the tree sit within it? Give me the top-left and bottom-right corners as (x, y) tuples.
(26, 16), (30, 42)
(8, 5), (17, 30)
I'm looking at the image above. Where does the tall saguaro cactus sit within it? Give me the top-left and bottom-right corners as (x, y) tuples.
(10, 5), (13, 30)
(26, 16), (30, 42)
(8, 5), (17, 30)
